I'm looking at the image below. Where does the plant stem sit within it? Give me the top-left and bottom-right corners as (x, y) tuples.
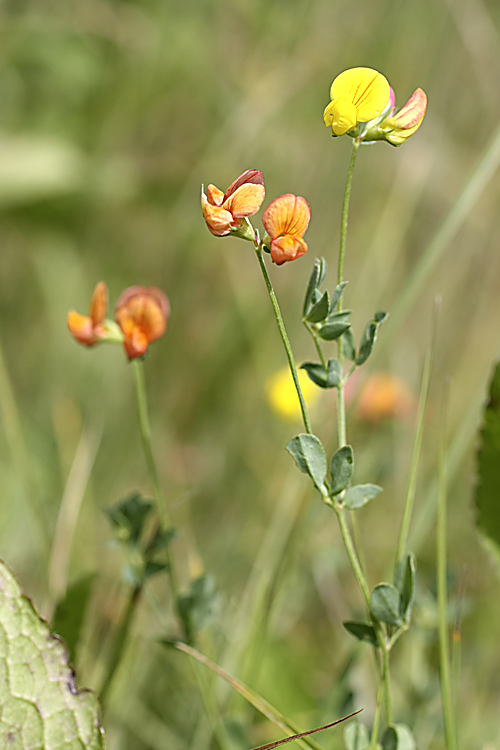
(333, 503), (370, 608)
(303, 320), (328, 369)
(256, 248), (312, 435)
(381, 644), (392, 726)
(133, 359), (186, 638)
(100, 583), (141, 710)
(369, 684), (384, 750)
(437, 383), (457, 750)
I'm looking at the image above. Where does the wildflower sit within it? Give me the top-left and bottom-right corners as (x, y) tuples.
(201, 169), (265, 237)
(323, 67), (391, 137)
(262, 194), (311, 265)
(115, 286), (170, 360)
(377, 88), (427, 146)
(357, 372), (414, 422)
(266, 367), (319, 421)
(67, 281), (109, 346)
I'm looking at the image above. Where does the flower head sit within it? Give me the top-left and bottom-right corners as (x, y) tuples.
(323, 67), (391, 137)
(262, 194), (311, 265)
(201, 169), (265, 237)
(67, 281), (109, 346)
(357, 372), (414, 422)
(378, 88), (427, 146)
(115, 286), (170, 360)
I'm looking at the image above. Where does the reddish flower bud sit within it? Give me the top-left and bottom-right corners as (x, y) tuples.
(115, 286), (170, 360)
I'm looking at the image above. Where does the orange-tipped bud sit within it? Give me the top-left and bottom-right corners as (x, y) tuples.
(262, 194), (311, 265)
(379, 88), (427, 146)
(67, 281), (109, 346)
(115, 286), (170, 360)
(201, 169), (265, 236)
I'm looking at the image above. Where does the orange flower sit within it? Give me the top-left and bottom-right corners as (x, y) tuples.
(201, 169), (265, 237)
(67, 281), (108, 346)
(115, 286), (170, 360)
(262, 194), (311, 265)
(357, 373), (414, 422)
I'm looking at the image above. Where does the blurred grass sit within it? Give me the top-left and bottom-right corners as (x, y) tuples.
(1, 0), (500, 748)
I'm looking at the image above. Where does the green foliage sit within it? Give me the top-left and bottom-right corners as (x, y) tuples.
(370, 583), (402, 627)
(394, 554), (416, 624)
(52, 574), (95, 663)
(303, 258), (327, 317)
(286, 434), (328, 493)
(344, 721), (370, 750)
(177, 575), (218, 639)
(475, 362), (500, 554)
(342, 329), (357, 362)
(381, 724), (415, 750)
(342, 621), (377, 647)
(315, 312), (351, 342)
(300, 359), (341, 389)
(329, 445), (354, 495)
(0, 560), (103, 749)
(356, 312), (388, 366)
(343, 484), (382, 510)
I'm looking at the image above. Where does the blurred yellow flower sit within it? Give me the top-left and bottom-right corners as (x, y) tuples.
(323, 67), (391, 136)
(266, 367), (319, 421)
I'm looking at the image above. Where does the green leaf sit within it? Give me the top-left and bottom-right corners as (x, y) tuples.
(178, 575), (218, 636)
(356, 311), (388, 366)
(394, 553), (416, 622)
(305, 290), (330, 323)
(342, 328), (356, 361)
(343, 483), (382, 510)
(303, 258), (327, 316)
(286, 434), (328, 491)
(300, 359), (341, 389)
(330, 445), (354, 495)
(370, 583), (402, 626)
(330, 281), (348, 312)
(382, 725), (416, 750)
(475, 362), (500, 553)
(317, 312), (351, 342)
(344, 721), (370, 750)
(343, 621), (378, 647)
(106, 492), (153, 545)
(52, 574), (95, 663)
(0, 559), (104, 749)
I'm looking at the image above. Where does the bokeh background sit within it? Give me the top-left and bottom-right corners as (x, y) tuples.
(1, 0), (500, 748)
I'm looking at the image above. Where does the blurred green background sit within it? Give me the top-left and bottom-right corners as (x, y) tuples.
(1, 0), (500, 748)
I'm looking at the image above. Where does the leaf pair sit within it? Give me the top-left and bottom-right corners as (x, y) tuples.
(344, 721), (415, 750)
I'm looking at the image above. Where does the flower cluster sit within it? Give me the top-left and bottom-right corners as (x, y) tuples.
(323, 67), (427, 146)
(68, 283), (170, 360)
(201, 170), (311, 266)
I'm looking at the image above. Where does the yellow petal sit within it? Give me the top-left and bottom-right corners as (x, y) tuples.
(330, 67), (390, 122)
(262, 194), (311, 240)
(266, 367), (318, 421)
(223, 183), (265, 218)
(323, 96), (357, 136)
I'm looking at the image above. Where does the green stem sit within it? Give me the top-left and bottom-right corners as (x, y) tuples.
(132, 359), (187, 639)
(381, 645), (392, 726)
(333, 504), (370, 608)
(303, 320), (328, 369)
(256, 248), (312, 435)
(437, 385), (457, 750)
(100, 583), (141, 710)
(369, 684), (384, 750)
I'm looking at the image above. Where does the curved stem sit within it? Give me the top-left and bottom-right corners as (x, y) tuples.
(333, 503), (370, 608)
(256, 248), (312, 435)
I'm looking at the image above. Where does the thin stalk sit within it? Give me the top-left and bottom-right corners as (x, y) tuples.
(369, 684), (384, 750)
(303, 320), (328, 369)
(381, 645), (392, 726)
(395, 302), (437, 566)
(437, 384), (457, 750)
(256, 248), (312, 435)
(133, 359), (187, 640)
(100, 583), (141, 710)
(333, 504), (370, 608)
(173, 641), (326, 750)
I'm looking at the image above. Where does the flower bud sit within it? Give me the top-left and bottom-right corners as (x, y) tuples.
(201, 170), (265, 237)
(115, 286), (170, 360)
(262, 194), (311, 266)
(67, 281), (109, 346)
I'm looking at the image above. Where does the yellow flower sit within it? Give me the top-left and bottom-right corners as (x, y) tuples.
(266, 367), (319, 421)
(378, 88), (427, 146)
(323, 67), (391, 137)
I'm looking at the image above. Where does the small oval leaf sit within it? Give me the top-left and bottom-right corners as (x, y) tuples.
(343, 483), (382, 510)
(356, 312), (388, 366)
(306, 290), (330, 323)
(370, 583), (402, 626)
(286, 434), (327, 491)
(330, 281), (348, 312)
(344, 721), (370, 750)
(395, 553), (416, 622)
(303, 258), (327, 316)
(382, 724), (416, 750)
(343, 621), (377, 647)
(330, 445), (354, 495)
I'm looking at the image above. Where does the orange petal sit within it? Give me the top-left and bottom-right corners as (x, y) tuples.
(223, 170), (264, 201)
(391, 88), (427, 128)
(206, 184), (224, 206)
(67, 312), (95, 345)
(263, 194), (311, 239)
(115, 286), (170, 347)
(201, 194), (236, 236)
(123, 327), (149, 360)
(223, 183), (265, 218)
(270, 235), (308, 266)
(89, 281), (108, 326)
